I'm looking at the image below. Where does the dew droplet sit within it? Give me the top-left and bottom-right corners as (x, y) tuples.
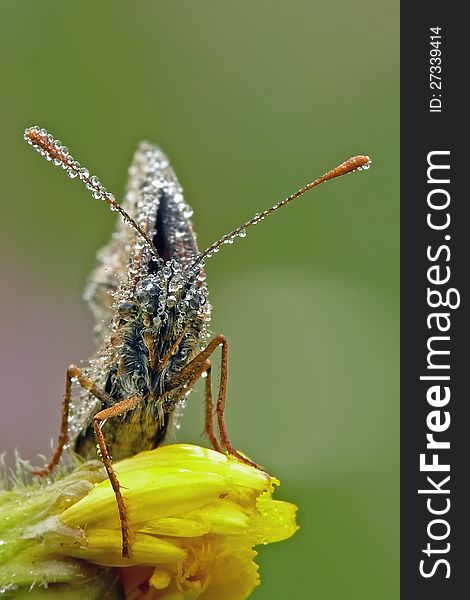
(167, 295), (177, 307)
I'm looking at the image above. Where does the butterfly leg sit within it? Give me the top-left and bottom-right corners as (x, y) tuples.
(213, 336), (259, 468)
(92, 394), (143, 559)
(201, 361), (224, 453)
(171, 335), (259, 468)
(31, 364), (109, 476)
(174, 358), (222, 452)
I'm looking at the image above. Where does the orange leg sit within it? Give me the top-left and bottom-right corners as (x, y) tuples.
(30, 362), (141, 558)
(202, 361), (223, 453)
(31, 364), (109, 476)
(170, 335), (259, 468)
(157, 324), (189, 372)
(93, 395), (143, 559)
(214, 337), (259, 468)
(175, 358), (222, 453)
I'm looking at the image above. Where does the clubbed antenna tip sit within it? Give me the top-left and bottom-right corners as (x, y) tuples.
(23, 126), (159, 258)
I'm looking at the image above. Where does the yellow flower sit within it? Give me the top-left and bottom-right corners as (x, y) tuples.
(58, 444), (298, 600)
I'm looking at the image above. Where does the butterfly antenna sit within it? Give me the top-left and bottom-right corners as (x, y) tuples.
(191, 154), (371, 269)
(24, 126), (159, 259)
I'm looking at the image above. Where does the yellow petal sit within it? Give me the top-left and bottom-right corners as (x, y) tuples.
(142, 517), (209, 538)
(61, 470), (227, 530)
(184, 500), (250, 536)
(249, 494), (299, 545)
(64, 529), (186, 567)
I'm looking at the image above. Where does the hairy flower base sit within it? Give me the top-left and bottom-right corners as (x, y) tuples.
(0, 445), (297, 599)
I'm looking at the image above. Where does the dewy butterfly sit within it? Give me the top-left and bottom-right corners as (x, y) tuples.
(23, 125), (371, 557)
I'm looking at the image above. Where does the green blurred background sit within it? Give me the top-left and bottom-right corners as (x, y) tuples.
(0, 1), (398, 598)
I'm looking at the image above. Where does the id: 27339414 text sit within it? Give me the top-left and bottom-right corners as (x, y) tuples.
(429, 26), (443, 113)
